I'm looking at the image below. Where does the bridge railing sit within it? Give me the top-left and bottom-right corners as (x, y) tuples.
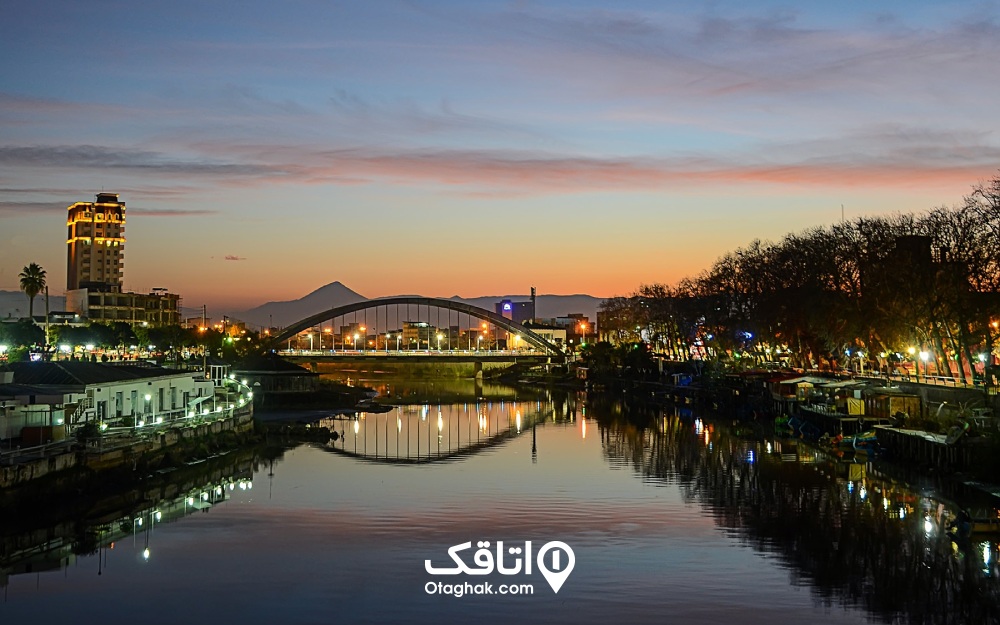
(278, 349), (552, 356)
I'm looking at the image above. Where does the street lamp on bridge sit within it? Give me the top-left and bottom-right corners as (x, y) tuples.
(353, 333), (359, 351)
(437, 333), (443, 351)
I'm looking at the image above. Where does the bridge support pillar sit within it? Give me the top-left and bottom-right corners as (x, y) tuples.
(474, 361), (483, 380)
(308, 361), (318, 373)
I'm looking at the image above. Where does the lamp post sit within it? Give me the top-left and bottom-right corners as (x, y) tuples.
(919, 351), (930, 383)
(386, 333), (391, 354)
(353, 333), (359, 351)
(437, 333), (443, 351)
(580, 322), (588, 346)
(908, 347), (917, 382)
(307, 333), (313, 351)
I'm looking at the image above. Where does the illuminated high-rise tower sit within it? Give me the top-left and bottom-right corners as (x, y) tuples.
(66, 192), (125, 292)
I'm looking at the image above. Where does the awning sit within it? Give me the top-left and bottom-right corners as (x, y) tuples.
(187, 395), (213, 408)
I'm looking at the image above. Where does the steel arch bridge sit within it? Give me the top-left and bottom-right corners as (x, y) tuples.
(264, 296), (564, 356)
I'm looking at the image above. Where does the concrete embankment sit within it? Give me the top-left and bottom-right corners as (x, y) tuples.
(0, 412), (255, 491)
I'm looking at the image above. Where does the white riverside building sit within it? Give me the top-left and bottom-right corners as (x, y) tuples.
(0, 362), (219, 442)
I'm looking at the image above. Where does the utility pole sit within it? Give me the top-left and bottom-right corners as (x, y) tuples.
(201, 305), (207, 377)
(44, 286), (50, 356)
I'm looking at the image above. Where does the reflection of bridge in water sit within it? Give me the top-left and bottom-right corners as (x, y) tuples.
(320, 400), (561, 464)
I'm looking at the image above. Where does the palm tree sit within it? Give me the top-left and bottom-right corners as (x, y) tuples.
(18, 263), (47, 319)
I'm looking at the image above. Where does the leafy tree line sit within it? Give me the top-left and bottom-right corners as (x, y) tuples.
(599, 173), (1000, 383)
(5, 262), (263, 362)
(0, 320), (264, 362)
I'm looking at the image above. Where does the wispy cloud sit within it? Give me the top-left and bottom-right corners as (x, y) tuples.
(224, 255), (246, 261)
(129, 207), (219, 217)
(327, 89), (542, 140)
(0, 185), (200, 198)
(0, 145), (275, 177)
(0, 201), (65, 217)
(4, 126), (998, 197)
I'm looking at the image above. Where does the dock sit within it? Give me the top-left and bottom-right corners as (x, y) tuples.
(874, 425), (991, 471)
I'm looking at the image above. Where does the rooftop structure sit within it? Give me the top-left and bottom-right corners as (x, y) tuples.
(66, 193), (125, 292)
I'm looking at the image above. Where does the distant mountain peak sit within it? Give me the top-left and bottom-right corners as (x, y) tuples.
(226, 283), (601, 329)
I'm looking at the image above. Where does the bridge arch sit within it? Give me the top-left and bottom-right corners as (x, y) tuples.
(265, 296), (564, 355)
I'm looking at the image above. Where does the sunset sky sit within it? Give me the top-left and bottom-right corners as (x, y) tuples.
(2, 1), (998, 310)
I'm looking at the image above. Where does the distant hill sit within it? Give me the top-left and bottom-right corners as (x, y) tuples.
(229, 281), (602, 328)
(3, 282), (603, 329)
(235, 281), (367, 328)
(0, 290), (66, 319)
(449, 294), (601, 322)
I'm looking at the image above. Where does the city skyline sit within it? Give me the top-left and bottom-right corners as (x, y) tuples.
(2, 1), (999, 309)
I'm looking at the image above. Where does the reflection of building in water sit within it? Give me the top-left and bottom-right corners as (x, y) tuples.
(0, 457), (256, 588)
(321, 398), (573, 463)
(588, 403), (1000, 625)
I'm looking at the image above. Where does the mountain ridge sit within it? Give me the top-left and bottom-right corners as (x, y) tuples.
(229, 281), (602, 328)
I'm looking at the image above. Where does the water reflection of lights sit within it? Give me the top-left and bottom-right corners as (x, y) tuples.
(326, 401), (550, 462)
(924, 517), (934, 535)
(581, 416), (586, 439)
(860, 487), (867, 500)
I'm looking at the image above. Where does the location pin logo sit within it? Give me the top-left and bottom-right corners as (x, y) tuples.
(536, 541), (575, 593)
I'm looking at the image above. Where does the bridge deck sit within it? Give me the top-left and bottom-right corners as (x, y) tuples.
(280, 350), (560, 364)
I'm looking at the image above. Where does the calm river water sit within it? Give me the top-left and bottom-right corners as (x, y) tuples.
(2, 381), (999, 624)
